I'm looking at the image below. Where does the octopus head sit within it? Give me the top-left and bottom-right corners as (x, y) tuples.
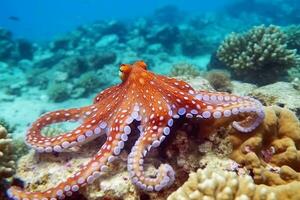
(119, 60), (147, 81)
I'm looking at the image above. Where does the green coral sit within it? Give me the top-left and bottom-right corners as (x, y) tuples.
(217, 25), (299, 85)
(0, 118), (15, 133)
(47, 82), (71, 102)
(0, 126), (15, 180)
(13, 137), (29, 160)
(283, 25), (300, 51)
(76, 71), (103, 95)
(42, 126), (66, 137)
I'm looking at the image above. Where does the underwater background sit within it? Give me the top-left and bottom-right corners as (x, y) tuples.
(1, 0), (300, 199)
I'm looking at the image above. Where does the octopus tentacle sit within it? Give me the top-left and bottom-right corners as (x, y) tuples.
(128, 119), (175, 192)
(26, 105), (106, 153)
(193, 92), (265, 132)
(7, 125), (128, 200)
(7, 61), (266, 199)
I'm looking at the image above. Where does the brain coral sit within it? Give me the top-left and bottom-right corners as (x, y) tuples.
(0, 125), (15, 180)
(229, 106), (300, 186)
(217, 25), (299, 85)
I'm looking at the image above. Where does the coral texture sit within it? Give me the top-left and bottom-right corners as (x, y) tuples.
(8, 61), (265, 200)
(0, 125), (15, 180)
(229, 106), (300, 186)
(167, 168), (276, 200)
(205, 70), (232, 92)
(284, 25), (300, 51)
(248, 82), (300, 118)
(170, 63), (201, 78)
(217, 25), (299, 85)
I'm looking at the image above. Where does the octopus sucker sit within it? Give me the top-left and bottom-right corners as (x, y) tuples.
(8, 60), (265, 200)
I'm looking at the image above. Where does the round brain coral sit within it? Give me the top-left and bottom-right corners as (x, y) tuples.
(217, 25), (299, 85)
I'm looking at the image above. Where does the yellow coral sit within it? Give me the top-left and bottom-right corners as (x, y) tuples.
(0, 125), (15, 179)
(167, 168), (276, 200)
(229, 106), (300, 185)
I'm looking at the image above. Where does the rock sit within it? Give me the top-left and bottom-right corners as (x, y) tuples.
(0, 28), (12, 40)
(50, 36), (71, 52)
(86, 51), (116, 69)
(16, 39), (34, 60)
(145, 25), (180, 51)
(95, 34), (119, 48)
(231, 81), (258, 96)
(249, 82), (300, 117)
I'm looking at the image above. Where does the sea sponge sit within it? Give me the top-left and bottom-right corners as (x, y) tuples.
(217, 25), (299, 85)
(205, 70), (232, 92)
(229, 106), (300, 186)
(167, 168), (276, 200)
(0, 125), (15, 180)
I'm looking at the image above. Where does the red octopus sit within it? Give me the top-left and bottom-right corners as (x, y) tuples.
(8, 61), (264, 200)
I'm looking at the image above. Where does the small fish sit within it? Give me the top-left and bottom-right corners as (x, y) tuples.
(8, 16), (20, 21)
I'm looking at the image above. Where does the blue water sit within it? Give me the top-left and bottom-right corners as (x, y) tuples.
(1, 0), (236, 40)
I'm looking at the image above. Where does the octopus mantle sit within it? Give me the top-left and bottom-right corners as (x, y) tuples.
(8, 61), (265, 200)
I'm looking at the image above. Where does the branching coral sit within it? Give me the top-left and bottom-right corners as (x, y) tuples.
(284, 25), (300, 51)
(217, 25), (299, 85)
(0, 125), (15, 180)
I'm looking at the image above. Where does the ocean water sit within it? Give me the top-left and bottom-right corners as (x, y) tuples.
(1, 0), (300, 199)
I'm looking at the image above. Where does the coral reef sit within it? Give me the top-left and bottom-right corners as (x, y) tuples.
(205, 70), (233, 92)
(145, 25), (180, 51)
(180, 30), (208, 57)
(47, 82), (71, 102)
(249, 82), (300, 117)
(168, 106), (300, 200)
(75, 71), (103, 96)
(284, 25), (300, 52)
(0, 117), (16, 133)
(170, 63), (201, 78)
(8, 61), (265, 200)
(217, 25), (299, 85)
(0, 125), (15, 180)
(168, 168), (276, 200)
(229, 106), (300, 186)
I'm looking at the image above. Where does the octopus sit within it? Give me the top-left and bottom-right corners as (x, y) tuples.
(7, 61), (265, 200)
